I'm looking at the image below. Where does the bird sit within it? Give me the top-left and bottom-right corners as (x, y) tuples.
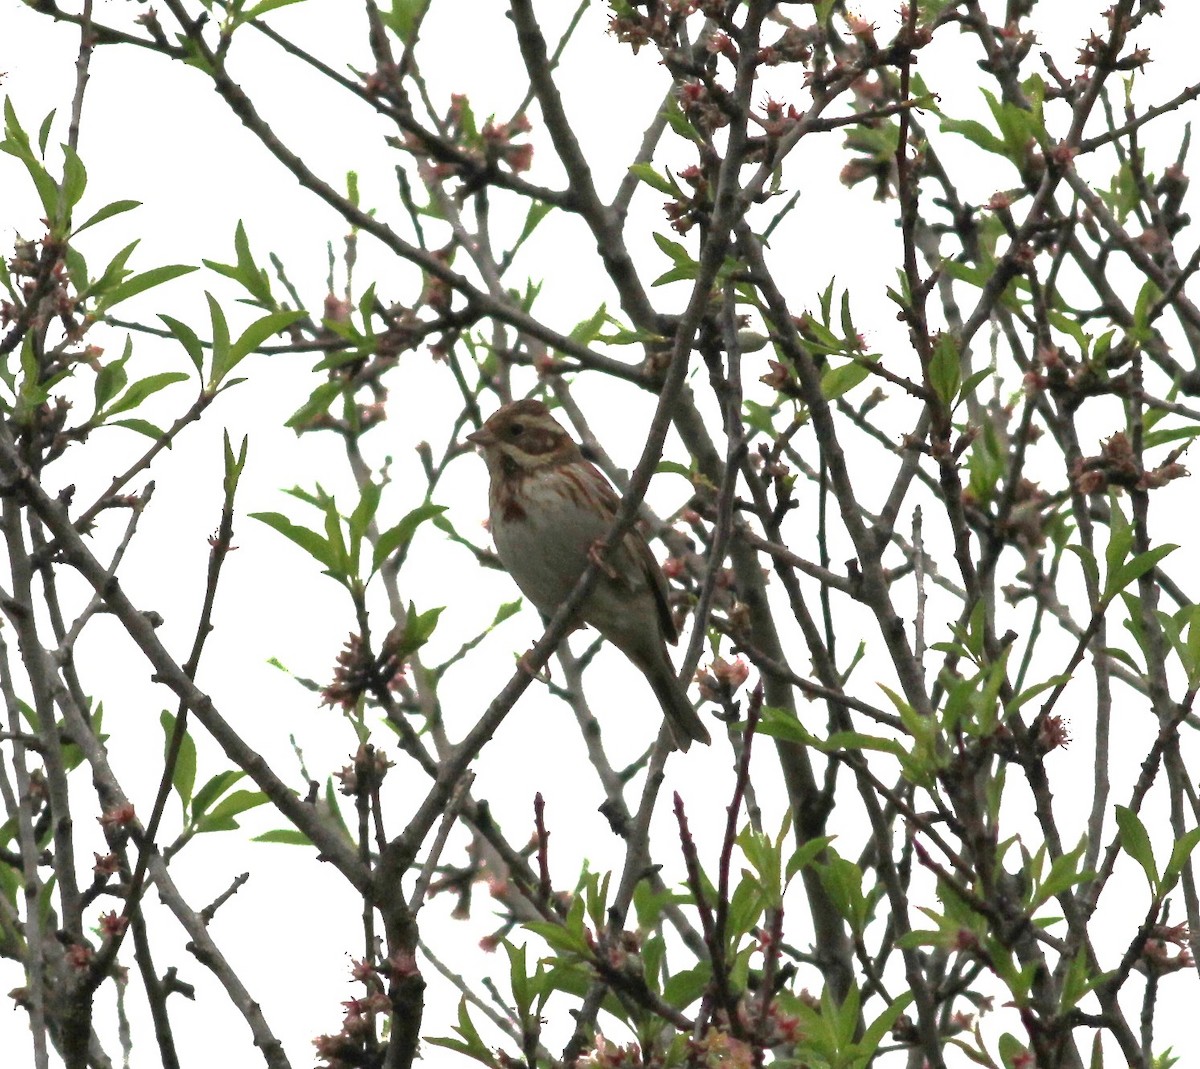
(466, 399), (711, 751)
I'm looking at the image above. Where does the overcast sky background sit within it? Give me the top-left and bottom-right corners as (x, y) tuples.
(2, 1), (1198, 1065)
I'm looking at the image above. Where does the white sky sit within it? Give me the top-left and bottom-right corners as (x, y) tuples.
(2, 1), (1199, 1066)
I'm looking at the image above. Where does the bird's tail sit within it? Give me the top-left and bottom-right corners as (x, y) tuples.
(645, 661), (712, 752)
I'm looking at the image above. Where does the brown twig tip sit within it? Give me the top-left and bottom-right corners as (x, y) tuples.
(671, 791), (688, 835)
(673, 792), (715, 944)
(747, 680), (764, 722)
(716, 691), (759, 949)
(533, 792), (552, 903)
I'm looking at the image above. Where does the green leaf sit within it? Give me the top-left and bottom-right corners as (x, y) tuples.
(652, 231), (691, 266)
(940, 259), (992, 290)
(1161, 826), (1200, 895)
(999, 1033), (1033, 1069)
(160, 710), (197, 809)
(511, 200), (553, 257)
(159, 314), (206, 373)
(202, 220), (275, 304)
(1067, 543), (1100, 598)
(206, 292), (231, 384)
(93, 338), (132, 412)
(323, 778), (352, 842)
(928, 332), (961, 406)
(824, 729), (909, 760)
(582, 869), (610, 932)
(1105, 544), (1176, 601)
(491, 599), (521, 626)
(742, 399), (781, 436)
(663, 963), (710, 1009)
(59, 243), (87, 294)
(111, 418), (166, 439)
(982, 87), (1044, 166)
(956, 365), (994, 402)
(254, 828), (313, 846)
(79, 240), (138, 301)
(230, 223), (273, 302)
(372, 503), (446, 573)
(858, 991), (915, 1055)
(1183, 606), (1200, 688)
(348, 481), (381, 547)
(17, 333), (49, 417)
(422, 1035), (497, 1066)
(1142, 425), (1200, 451)
(286, 379), (343, 431)
(725, 880), (765, 945)
(628, 162), (680, 197)
(241, 0), (307, 21)
(820, 358), (873, 401)
(195, 789), (268, 833)
(661, 96), (701, 143)
(504, 941), (532, 1020)
(1104, 495), (1133, 579)
(1101, 642), (1143, 675)
(223, 432), (249, 500)
(1060, 948), (1106, 1012)
(1030, 838), (1090, 910)
(818, 278), (835, 323)
(1130, 279), (1160, 344)
(757, 704), (821, 746)
(1005, 674), (1072, 714)
(388, 604), (443, 658)
(838, 289), (855, 343)
(1099, 161), (1140, 224)
(73, 198), (141, 237)
(190, 769), (246, 819)
(785, 836), (833, 883)
(60, 144), (87, 210)
(568, 304), (607, 345)
(213, 309), (305, 385)
(524, 919), (590, 957)
(1151, 1046), (1180, 1069)
(832, 982), (861, 1047)
(817, 852), (868, 934)
(425, 999), (498, 1067)
(1049, 309), (1089, 350)
(102, 372), (189, 418)
(381, 0), (431, 45)
(939, 115), (1007, 156)
(37, 109), (56, 156)
(251, 511), (340, 571)
(1115, 805), (1158, 893)
(97, 264), (197, 310)
(803, 315), (842, 354)
(655, 459), (693, 480)
(738, 823), (788, 905)
(651, 263), (699, 287)
(2, 101), (60, 224)
(317, 489), (351, 577)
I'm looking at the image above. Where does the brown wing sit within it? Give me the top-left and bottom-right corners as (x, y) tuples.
(582, 460), (678, 644)
(632, 528), (678, 644)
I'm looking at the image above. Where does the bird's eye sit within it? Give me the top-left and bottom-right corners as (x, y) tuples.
(508, 422), (524, 437)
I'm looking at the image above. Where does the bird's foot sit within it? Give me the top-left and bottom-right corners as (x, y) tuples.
(518, 650), (552, 683)
(587, 539), (620, 579)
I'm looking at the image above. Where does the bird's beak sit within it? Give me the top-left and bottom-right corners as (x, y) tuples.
(466, 426), (495, 447)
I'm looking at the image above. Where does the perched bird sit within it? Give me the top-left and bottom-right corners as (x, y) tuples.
(467, 399), (711, 751)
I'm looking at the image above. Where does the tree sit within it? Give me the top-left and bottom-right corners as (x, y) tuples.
(2, 0), (1198, 1066)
